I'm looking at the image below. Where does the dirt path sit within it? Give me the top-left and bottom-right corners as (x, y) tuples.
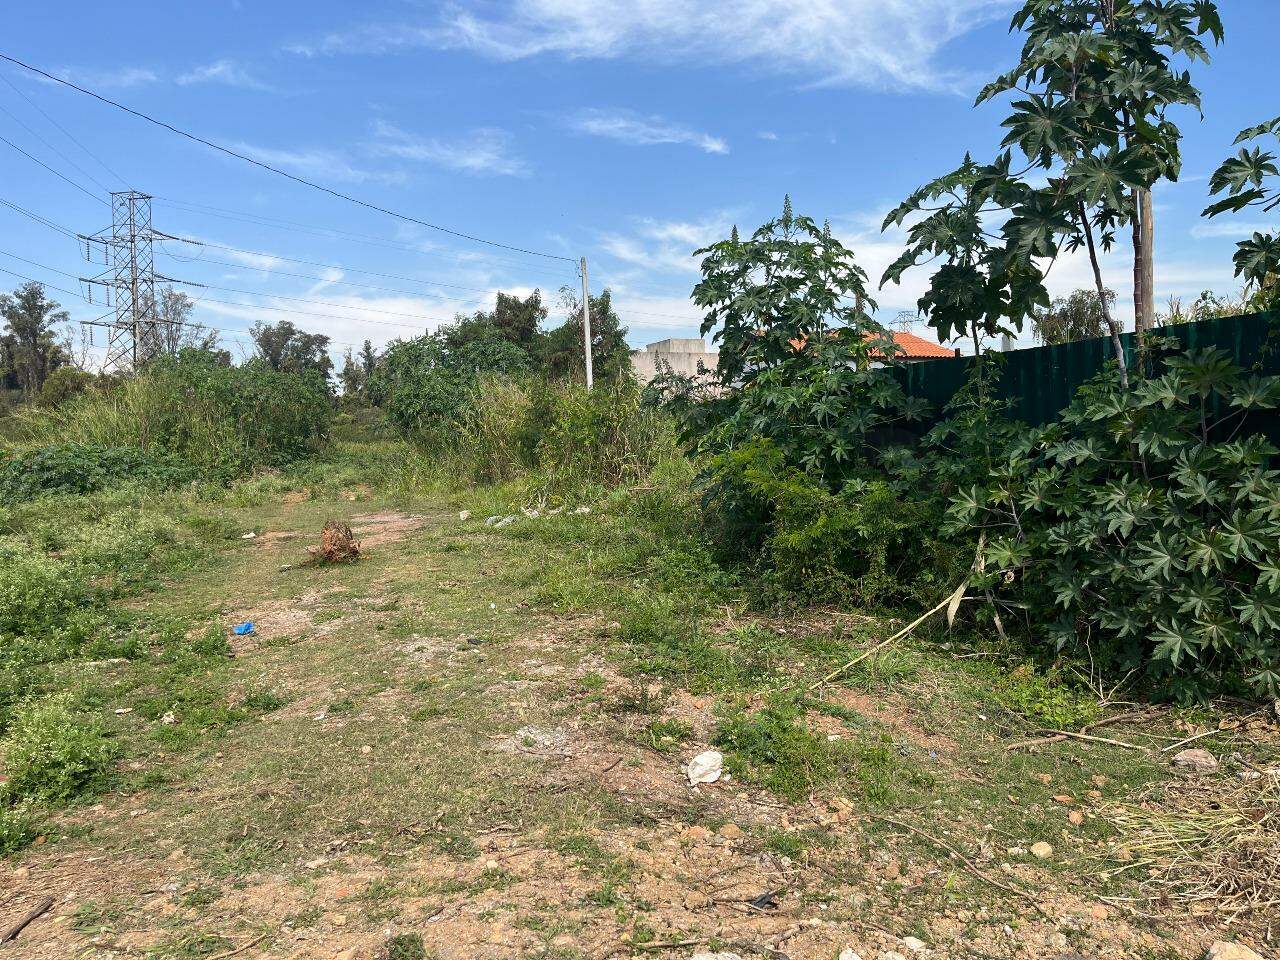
(1, 492), (1271, 960)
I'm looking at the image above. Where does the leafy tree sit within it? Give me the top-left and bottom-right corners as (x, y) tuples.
(540, 288), (631, 384)
(1032, 288), (1114, 344)
(359, 339), (378, 379)
(692, 198), (927, 487)
(986, 0), (1222, 342)
(156, 286), (219, 355)
(339, 348), (364, 398)
(251, 320), (333, 383)
(883, 156), (1048, 352)
(0, 282), (71, 398)
(1203, 116), (1280, 308)
(896, 0), (1224, 386)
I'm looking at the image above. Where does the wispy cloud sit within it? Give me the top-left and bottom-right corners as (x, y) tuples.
(230, 141), (402, 185)
(42, 66), (159, 89)
(757, 131), (779, 141)
(177, 59), (269, 90)
(1190, 220), (1273, 240)
(369, 120), (528, 176)
(568, 109), (728, 155)
(287, 0), (1014, 93)
(601, 213), (738, 275)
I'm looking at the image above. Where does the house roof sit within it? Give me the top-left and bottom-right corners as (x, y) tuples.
(890, 330), (953, 358)
(787, 329), (953, 359)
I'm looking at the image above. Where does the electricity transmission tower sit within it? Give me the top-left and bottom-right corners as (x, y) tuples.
(81, 190), (161, 371)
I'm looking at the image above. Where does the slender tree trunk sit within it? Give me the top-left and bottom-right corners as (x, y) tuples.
(1131, 188), (1145, 348)
(1079, 202), (1129, 389)
(1140, 187), (1155, 330)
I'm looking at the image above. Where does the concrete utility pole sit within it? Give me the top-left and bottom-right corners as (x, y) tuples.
(580, 256), (594, 390)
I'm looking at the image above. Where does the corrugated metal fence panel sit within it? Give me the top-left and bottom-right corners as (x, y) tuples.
(894, 311), (1280, 432)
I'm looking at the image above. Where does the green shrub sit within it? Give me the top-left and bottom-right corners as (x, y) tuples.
(703, 439), (952, 607)
(4, 352), (330, 474)
(1, 697), (116, 804)
(0, 550), (84, 637)
(382, 933), (427, 960)
(0, 805), (35, 857)
(517, 378), (677, 493)
(0, 444), (193, 504)
(714, 696), (904, 803)
(954, 346), (1280, 700)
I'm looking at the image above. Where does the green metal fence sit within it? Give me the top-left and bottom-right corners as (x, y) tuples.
(892, 311), (1280, 431)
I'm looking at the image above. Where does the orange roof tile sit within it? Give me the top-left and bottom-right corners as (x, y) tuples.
(890, 330), (953, 358)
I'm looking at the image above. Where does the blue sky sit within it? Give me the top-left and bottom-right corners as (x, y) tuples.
(2, 0), (1277, 364)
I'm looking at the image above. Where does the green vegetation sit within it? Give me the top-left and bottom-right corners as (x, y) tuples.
(3, 351), (330, 473)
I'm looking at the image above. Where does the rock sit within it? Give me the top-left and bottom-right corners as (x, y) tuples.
(360, 745), (372, 755)
(901, 936), (927, 952)
(458, 510), (471, 521)
(1051, 794), (1075, 805)
(1206, 943), (1266, 960)
(716, 823), (743, 840)
(160, 712), (177, 725)
(1068, 810), (1085, 826)
(1173, 748), (1219, 773)
(573, 506), (592, 515)
(839, 951), (864, 960)
(880, 953), (908, 960)
(681, 825), (712, 843)
(494, 515), (516, 528)
(1030, 841), (1054, 859)
(691, 953), (743, 960)
(686, 750), (723, 785)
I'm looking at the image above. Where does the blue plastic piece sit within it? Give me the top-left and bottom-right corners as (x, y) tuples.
(232, 622), (255, 636)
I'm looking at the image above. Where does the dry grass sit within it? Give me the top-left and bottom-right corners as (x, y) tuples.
(1105, 767), (1280, 931)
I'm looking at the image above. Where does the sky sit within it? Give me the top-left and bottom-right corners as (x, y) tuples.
(2, 0), (1277, 367)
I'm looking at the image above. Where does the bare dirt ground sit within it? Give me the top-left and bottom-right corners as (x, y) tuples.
(3, 494), (1276, 960)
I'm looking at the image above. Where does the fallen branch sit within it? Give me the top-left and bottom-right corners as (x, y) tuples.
(1161, 708), (1267, 753)
(1007, 711), (1152, 751)
(1, 897), (54, 945)
(206, 933), (268, 960)
(867, 815), (1047, 913)
(810, 593), (960, 691)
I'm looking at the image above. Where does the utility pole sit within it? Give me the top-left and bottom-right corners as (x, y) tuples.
(81, 191), (160, 372)
(580, 256), (593, 390)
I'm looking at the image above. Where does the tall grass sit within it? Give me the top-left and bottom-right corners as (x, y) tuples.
(1, 355), (330, 473)
(395, 374), (682, 501)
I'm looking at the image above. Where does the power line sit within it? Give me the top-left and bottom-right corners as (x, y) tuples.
(156, 250), (493, 307)
(0, 131), (106, 204)
(155, 232), (543, 299)
(150, 195), (576, 281)
(0, 52), (576, 263)
(0, 247), (447, 333)
(0, 195), (80, 239)
(0, 97), (114, 192)
(0, 192), (510, 303)
(0, 71), (130, 188)
(0, 262), (367, 353)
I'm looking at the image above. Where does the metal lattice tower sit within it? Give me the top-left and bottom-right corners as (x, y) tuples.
(81, 191), (160, 371)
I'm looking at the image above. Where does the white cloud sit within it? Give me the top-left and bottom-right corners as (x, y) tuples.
(230, 141), (402, 185)
(568, 109), (728, 155)
(288, 0), (1014, 93)
(600, 213), (737, 275)
(177, 59), (269, 90)
(1190, 220), (1273, 240)
(370, 120), (528, 176)
(758, 131), (779, 141)
(44, 66), (158, 89)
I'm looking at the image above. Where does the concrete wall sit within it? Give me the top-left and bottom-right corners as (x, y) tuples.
(630, 339), (719, 384)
